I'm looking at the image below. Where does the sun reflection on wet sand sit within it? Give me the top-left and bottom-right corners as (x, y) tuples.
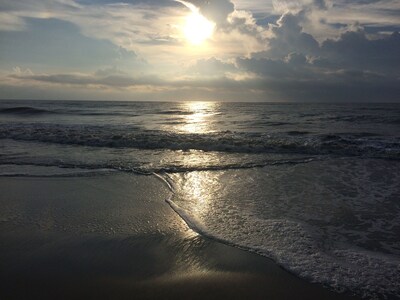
(177, 101), (219, 133)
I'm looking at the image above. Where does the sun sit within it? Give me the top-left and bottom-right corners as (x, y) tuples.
(183, 11), (215, 45)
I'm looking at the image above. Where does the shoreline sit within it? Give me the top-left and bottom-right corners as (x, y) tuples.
(0, 174), (360, 299)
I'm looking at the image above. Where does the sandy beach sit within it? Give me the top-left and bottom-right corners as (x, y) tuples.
(0, 173), (361, 300)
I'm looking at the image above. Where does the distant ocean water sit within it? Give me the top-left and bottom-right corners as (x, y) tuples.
(1, 100), (399, 299)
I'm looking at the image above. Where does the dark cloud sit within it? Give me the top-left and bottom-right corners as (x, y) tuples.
(8, 59), (400, 102)
(313, 0), (327, 10)
(321, 30), (400, 73)
(338, 0), (384, 5)
(363, 25), (400, 34)
(232, 11), (400, 102)
(248, 12), (400, 74)
(237, 56), (298, 78)
(266, 76), (400, 102)
(264, 13), (320, 59)
(12, 72), (224, 88)
(11, 73), (163, 88)
(236, 55), (400, 102)
(285, 52), (307, 65)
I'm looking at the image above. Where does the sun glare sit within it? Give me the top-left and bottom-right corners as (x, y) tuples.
(183, 11), (215, 45)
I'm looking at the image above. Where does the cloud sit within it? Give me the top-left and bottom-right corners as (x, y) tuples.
(12, 66), (33, 76)
(237, 56), (296, 79)
(0, 13), (26, 31)
(230, 10), (400, 101)
(177, 0), (266, 55)
(320, 29), (400, 73)
(187, 57), (237, 76)
(265, 13), (320, 58)
(75, 0), (179, 7)
(246, 11), (400, 73)
(10, 73), (163, 88)
(182, 0), (235, 25)
(0, 18), (139, 72)
(0, 0), (399, 102)
(0, 0), (188, 67)
(94, 66), (127, 77)
(4, 47), (400, 102)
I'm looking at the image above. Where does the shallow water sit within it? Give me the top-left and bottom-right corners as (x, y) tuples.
(0, 100), (399, 298)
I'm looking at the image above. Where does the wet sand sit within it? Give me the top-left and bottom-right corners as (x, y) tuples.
(0, 174), (360, 299)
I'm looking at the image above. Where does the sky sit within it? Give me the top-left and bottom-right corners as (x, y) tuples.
(0, 0), (399, 102)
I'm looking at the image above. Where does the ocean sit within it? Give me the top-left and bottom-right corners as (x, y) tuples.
(0, 100), (399, 299)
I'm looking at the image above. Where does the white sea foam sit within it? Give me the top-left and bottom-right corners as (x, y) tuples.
(163, 158), (400, 299)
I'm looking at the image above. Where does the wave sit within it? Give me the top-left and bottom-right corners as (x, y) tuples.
(0, 124), (400, 159)
(318, 114), (400, 124)
(0, 106), (55, 115)
(0, 156), (317, 177)
(74, 112), (139, 116)
(0, 123), (398, 159)
(0, 106), (140, 117)
(153, 110), (193, 115)
(286, 130), (310, 136)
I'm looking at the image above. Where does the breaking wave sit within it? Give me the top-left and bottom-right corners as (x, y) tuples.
(0, 123), (398, 159)
(0, 106), (55, 115)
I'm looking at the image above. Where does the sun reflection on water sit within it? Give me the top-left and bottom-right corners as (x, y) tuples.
(177, 101), (218, 134)
(167, 102), (224, 224)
